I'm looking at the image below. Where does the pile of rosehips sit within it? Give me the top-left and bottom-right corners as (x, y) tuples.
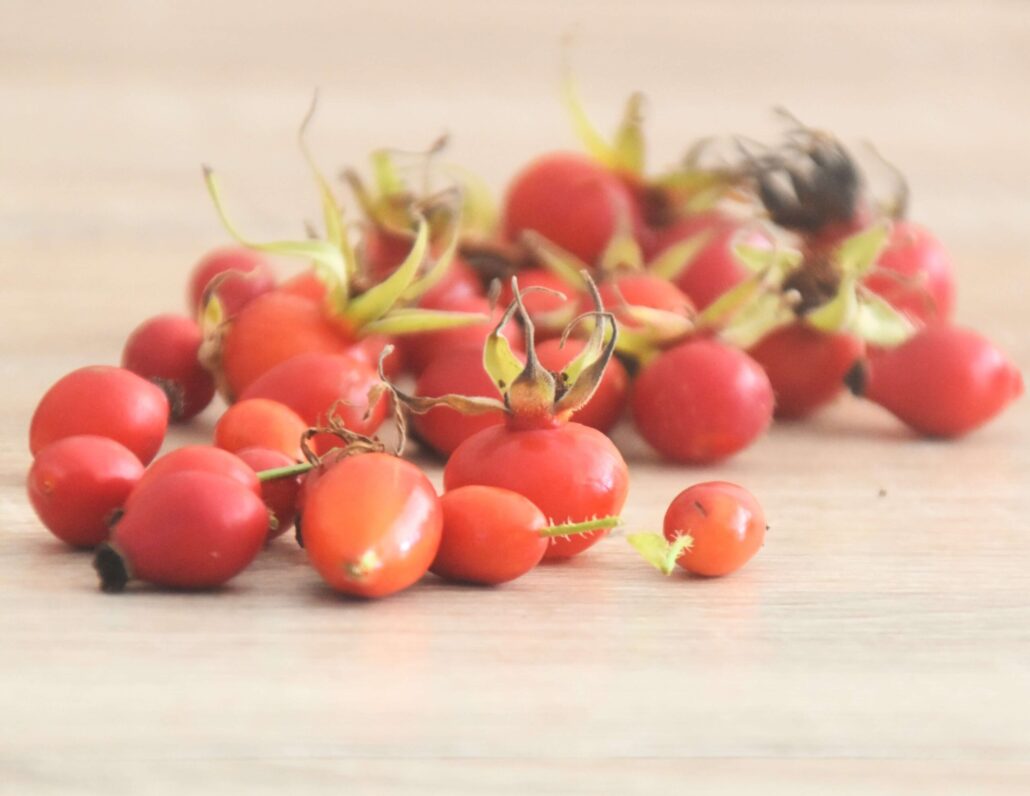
(24, 89), (1022, 598)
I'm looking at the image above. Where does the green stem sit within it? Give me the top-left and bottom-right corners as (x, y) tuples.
(539, 515), (622, 539)
(256, 462), (315, 482)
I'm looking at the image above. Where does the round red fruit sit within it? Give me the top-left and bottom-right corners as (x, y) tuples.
(133, 445), (260, 501)
(503, 151), (644, 266)
(30, 366), (169, 465)
(214, 398), (308, 460)
(302, 453), (442, 598)
(444, 422), (629, 560)
(865, 221), (956, 325)
(236, 447), (302, 539)
(632, 339), (773, 463)
(749, 325), (864, 419)
(27, 436), (144, 548)
(664, 481), (766, 577)
(412, 347), (506, 457)
(122, 314), (215, 421)
(95, 471), (269, 591)
(188, 247), (276, 317)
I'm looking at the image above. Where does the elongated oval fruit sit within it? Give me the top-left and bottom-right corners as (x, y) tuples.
(849, 325), (1022, 437)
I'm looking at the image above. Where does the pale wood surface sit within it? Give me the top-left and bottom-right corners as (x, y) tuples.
(2, 2), (1029, 793)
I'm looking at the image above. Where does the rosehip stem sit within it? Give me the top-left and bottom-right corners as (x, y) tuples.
(256, 462), (315, 482)
(538, 515), (622, 538)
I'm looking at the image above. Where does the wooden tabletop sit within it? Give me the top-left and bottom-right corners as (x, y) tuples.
(2, 2), (1029, 793)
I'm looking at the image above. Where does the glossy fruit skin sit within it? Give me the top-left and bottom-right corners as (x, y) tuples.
(122, 314), (215, 421)
(412, 347), (505, 457)
(400, 293), (520, 376)
(214, 398), (308, 460)
(29, 366), (169, 465)
(632, 340), (774, 463)
(236, 447), (301, 539)
(534, 338), (629, 433)
(749, 325), (864, 419)
(221, 292), (349, 398)
(104, 471), (268, 589)
(865, 221), (956, 325)
(302, 453), (442, 598)
(241, 353), (387, 442)
(859, 325), (1023, 437)
(133, 445), (261, 501)
(503, 151), (645, 266)
(187, 247), (276, 317)
(664, 481), (765, 577)
(431, 486), (548, 585)
(444, 422), (629, 560)
(27, 436), (143, 548)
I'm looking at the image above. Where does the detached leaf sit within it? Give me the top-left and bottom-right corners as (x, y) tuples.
(852, 291), (916, 347)
(346, 218), (429, 327)
(627, 532), (692, 576)
(834, 222), (889, 279)
(361, 308), (487, 336)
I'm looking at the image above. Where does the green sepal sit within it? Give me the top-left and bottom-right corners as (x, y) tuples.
(553, 277), (618, 415)
(203, 166), (349, 313)
(611, 92), (646, 176)
(718, 291), (795, 349)
(521, 231), (588, 288)
(402, 209), (462, 302)
(627, 532), (694, 576)
(598, 216), (644, 274)
(345, 217), (429, 328)
(441, 163), (498, 237)
(851, 289), (916, 347)
(648, 228), (714, 281)
(483, 296), (525, 397)
(804, 275), (859, 333)
(199, 291), (225, 336)
(835, 222), (890, 279)
(733, 243), (802, 276)
(361, 307), (488, 337)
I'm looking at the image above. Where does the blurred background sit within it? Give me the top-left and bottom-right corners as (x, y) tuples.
(2, 0), (1027, 356)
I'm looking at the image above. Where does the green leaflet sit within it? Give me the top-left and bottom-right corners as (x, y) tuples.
(346, 218), (429, 327)
(627, 532), (694, 576)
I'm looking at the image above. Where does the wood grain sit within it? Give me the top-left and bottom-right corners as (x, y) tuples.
(2, 1), (1029, 792)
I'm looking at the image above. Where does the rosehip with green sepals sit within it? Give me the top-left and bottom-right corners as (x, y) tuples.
(864, 221), (955, 325)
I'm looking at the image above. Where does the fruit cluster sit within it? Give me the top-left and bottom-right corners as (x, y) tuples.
(24, 87), (1022, 597)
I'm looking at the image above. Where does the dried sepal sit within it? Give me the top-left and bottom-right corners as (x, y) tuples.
(627, 532), (694, 576)
(505, 284), (557, 420)
(376, 344), (506, 417)
(553, 276), (618, 416)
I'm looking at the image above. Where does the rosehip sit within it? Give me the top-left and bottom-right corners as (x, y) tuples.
(865, 221), (956, 325)
(122, 314), (215, 421)
(187, 247), (276, 317)
(94, 471), (268, 591)
(302, 453), (442, 598)
(850, 325), (1023, 437)
(631, 339), (774, 463)
(214, 398), (308, 460)
(27, 436), (143, 548)
(431, 486), (548, 585)
(236, 447), (301, 539)
(30, 366), (169, 465)
(748, 325), (864, 419)
(664, 481), (766, 576)
(133, 445), (260, 500)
